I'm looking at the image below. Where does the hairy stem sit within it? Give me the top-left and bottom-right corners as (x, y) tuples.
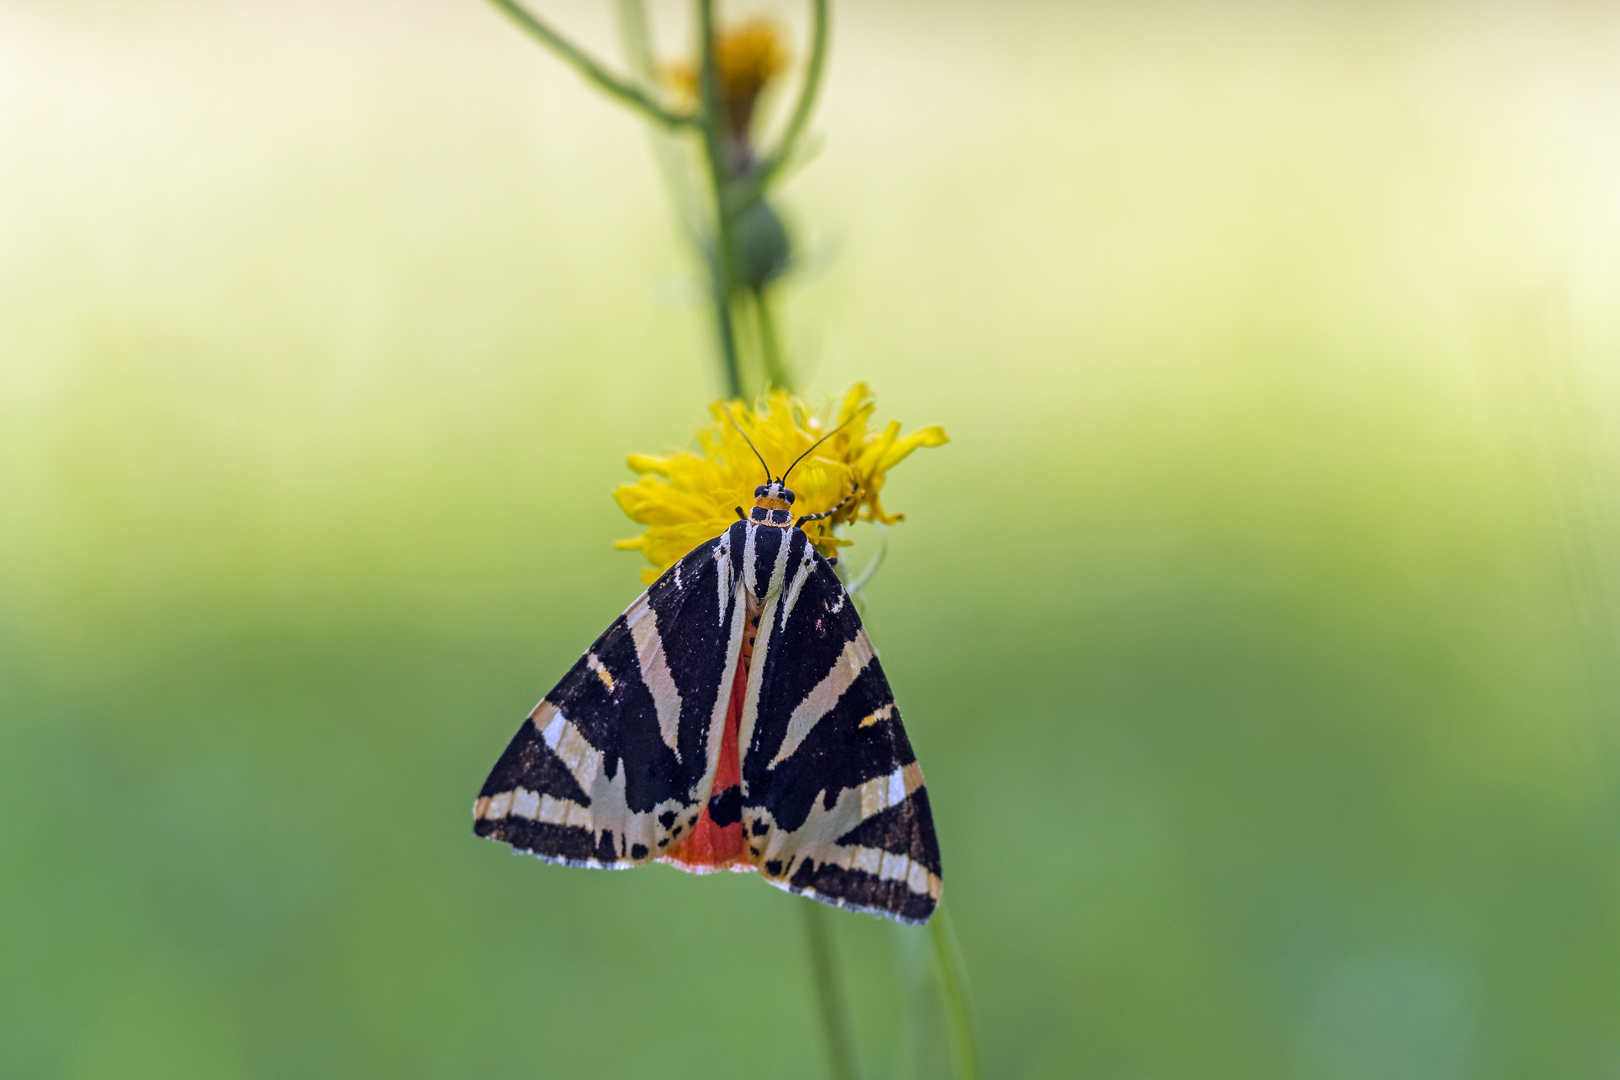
(802, 901), (860, 1080)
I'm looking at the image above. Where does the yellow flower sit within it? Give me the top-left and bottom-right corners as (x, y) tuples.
(614, 384), (949, 584)
(666, 18), (790, 142)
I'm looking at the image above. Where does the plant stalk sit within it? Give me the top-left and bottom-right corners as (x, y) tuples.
(802, 901), (860, 1080)
(752, 285), (790, 390)
(728, 0), (830, 213)
(696, 0), (743, 398)
(614, 0), (706, 245)
(486, 0), (696, 129)
(929, 903), (980, 1080)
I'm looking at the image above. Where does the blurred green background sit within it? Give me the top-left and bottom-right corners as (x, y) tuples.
(2, 1), (1617, 1077)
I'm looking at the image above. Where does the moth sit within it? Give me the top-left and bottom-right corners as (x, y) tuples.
(473, 419), (942, 923)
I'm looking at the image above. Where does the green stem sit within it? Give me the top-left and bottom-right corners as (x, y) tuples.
(610, 0), (655, 81)
(752, 285), (791, 391)
(613, 0), (705, 244)
(802, 901), (860, 1080)
(709, 269), (743, 400)
(929, 903), (980, 1080)
(728, 0), (830, 213)
(486, 0), (697, 130)
(696, 0), (743, 398)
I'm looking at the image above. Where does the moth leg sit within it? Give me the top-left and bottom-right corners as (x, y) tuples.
(735, 506), (747, 521)
(796, 483), (858, 529)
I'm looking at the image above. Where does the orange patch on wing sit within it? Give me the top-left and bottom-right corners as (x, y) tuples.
(660, 624), (754, 873)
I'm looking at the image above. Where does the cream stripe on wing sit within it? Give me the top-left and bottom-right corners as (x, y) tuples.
(736, 589), (774, 781)
(767, 628), (877, 768)
(536, 703), (604, 792)
(826, 845), (938, 898)
(736, 527), (795, 773)
(698, 537), (749, 803)
(714, 535), (734, 629)
(776, 543), (818, 624)
(856, 760), (925, 818)
(626, 595), (683, 760)
(754, 782), (942, 901)
(741, 526), (758, 601)
(767, 527), (792, 598)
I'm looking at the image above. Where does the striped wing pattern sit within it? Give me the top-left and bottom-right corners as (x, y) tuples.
(473, 533), (747, 866)
(473, 519), (942, 924)
(733, 522), (943, 924)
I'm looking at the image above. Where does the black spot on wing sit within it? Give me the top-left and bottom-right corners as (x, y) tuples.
(476, 716), (591, 806)
(631, 843), (649, 859)
(835, 789), (942, 876)
(707, 785), (742, 826)
(788, 859), (936, 924)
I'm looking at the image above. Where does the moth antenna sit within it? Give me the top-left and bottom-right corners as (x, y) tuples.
(726, 406), (773, 485)
(783, 415), (855, 484)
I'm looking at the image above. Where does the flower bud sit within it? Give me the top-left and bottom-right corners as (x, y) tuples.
(733, 198), (792, 290)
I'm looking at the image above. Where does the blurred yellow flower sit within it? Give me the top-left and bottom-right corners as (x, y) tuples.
(667, 18), (789, 142)
(614, 384), (949, 584)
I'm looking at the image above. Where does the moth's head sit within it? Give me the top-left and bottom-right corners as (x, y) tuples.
(749, 480), (796, 526)
(727, 407), (851, 530)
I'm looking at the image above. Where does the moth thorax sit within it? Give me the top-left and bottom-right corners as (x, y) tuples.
(749, 481), (796, 527)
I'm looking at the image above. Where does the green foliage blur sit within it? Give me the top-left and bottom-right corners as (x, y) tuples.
(2, 1), (1616, 1077)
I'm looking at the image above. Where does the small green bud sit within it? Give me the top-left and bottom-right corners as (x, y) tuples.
(733, 198), (792, 290)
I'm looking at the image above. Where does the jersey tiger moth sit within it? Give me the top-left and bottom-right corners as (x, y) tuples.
(473, 422), (942, 924)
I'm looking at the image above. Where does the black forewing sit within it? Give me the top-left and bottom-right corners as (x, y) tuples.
(474, 534), (741, 865)
(741, 546), (942, 922)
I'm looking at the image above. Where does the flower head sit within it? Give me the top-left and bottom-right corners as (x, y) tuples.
(667, 18), (789, 162)
(614, 384), (949, 583)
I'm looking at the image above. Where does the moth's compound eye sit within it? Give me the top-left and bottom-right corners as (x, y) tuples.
(754, 486), (769, 499)
(781, 489), (796, 505)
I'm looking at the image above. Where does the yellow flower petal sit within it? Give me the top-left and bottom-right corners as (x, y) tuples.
(876, 425), (950, 472)
(626, 453), (673, 476)
(614, 386), (947, 578)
